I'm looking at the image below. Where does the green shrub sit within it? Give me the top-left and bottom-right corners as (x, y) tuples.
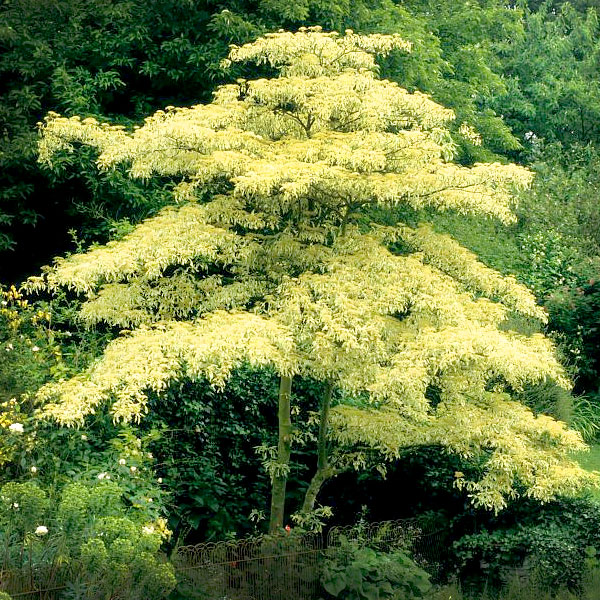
(0, 481), (49, 537)
(453, 497), (600, 591)
(321, 536), (432, 600)
(142, 369), (323, 541)
(0, 479), (175, 600)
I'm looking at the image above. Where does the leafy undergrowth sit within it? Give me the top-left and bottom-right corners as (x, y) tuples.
(431, 567), (600, 600)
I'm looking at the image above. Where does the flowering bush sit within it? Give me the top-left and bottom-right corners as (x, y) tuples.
(0, 479), (175, 599)
(0, 284), (63, 470)
(0, 285), (60, 401)
(0, 398), (25, 466)
(0, 481), (48, 538)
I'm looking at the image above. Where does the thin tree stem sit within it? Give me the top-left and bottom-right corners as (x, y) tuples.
(301, 382), (334, 514)
(269, 374), (293, 532)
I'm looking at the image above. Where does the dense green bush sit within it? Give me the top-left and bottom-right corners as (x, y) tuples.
(431, 568), (600, 600)
(0, 284), (61, 404)
(453, 497), (600, 591)
(0, 479), (175, 599)
(321, 536), (432, 600)
(142, 369), (326, 542)
(143, 370), (279, 542)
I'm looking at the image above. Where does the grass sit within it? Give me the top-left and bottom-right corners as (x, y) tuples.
(575, 443), (600, 501)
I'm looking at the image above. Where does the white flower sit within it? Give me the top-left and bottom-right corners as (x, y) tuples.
(97, 472), (107, 480)
(142, 525), (155, 535)
(8, 423), (24, 433)
(130, 465), (137, 473)
(157, 477), (163, 484)
(30, 466), (37, 473)
(35, 525), (48, 536)
(524, 131), (538, 142)
(118, 458), (126, 465)
(147, 497), (153, 503)
(12, 502), (19, 509)
(147, 452), (153, 459)
(31, 346), (40, 352)
(81, 434), (88, 441)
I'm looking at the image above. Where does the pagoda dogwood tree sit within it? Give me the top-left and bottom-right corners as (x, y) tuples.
(32, 28), (595, 531)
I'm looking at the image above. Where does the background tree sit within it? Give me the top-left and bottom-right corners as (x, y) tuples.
(0, 0), (262, 276)
(494, 2), (600, 149)
(31, 29), (594, 531)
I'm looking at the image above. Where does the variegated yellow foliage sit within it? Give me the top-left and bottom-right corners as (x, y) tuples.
(26, 205), (251, 294)
(382, 223), (547, 321)
(39, 311), (297, 424)
(224, 27), (413, 77)
(78, 274), (269, 328)
(331, 394), (594, 511)
(32, 28), (595, 510)
(269, 231), (567, 398)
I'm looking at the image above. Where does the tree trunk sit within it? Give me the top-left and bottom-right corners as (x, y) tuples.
(301, 382), (334, 514)
(269, 374), (293, 533)
(301, 464), (338, 514)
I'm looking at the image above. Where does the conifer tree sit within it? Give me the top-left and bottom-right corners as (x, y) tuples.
(32, 28), (595, 532)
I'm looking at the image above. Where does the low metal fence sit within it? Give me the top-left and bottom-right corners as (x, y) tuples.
(174, 531), (323, 600)
(0, 518), (446, 599)
(173, 518), (446, 600)
(0, 561), (71, 599)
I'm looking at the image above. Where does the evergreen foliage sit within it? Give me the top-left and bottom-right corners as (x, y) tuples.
(495, 2), (600, 148)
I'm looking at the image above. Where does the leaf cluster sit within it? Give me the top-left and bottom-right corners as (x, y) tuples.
(321, 535), (432, 600)
(453, 496), (600, 591)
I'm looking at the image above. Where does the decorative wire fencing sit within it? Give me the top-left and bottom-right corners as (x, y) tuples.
(0, 543), (172, 600)
(0, 518), (446, 599)
(173, 517), (447, 600)
(1, 568), (70, 599)
(0, 539), (74, 600)
(173, 531), (323, 600)
(327, 518), (446, 579)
